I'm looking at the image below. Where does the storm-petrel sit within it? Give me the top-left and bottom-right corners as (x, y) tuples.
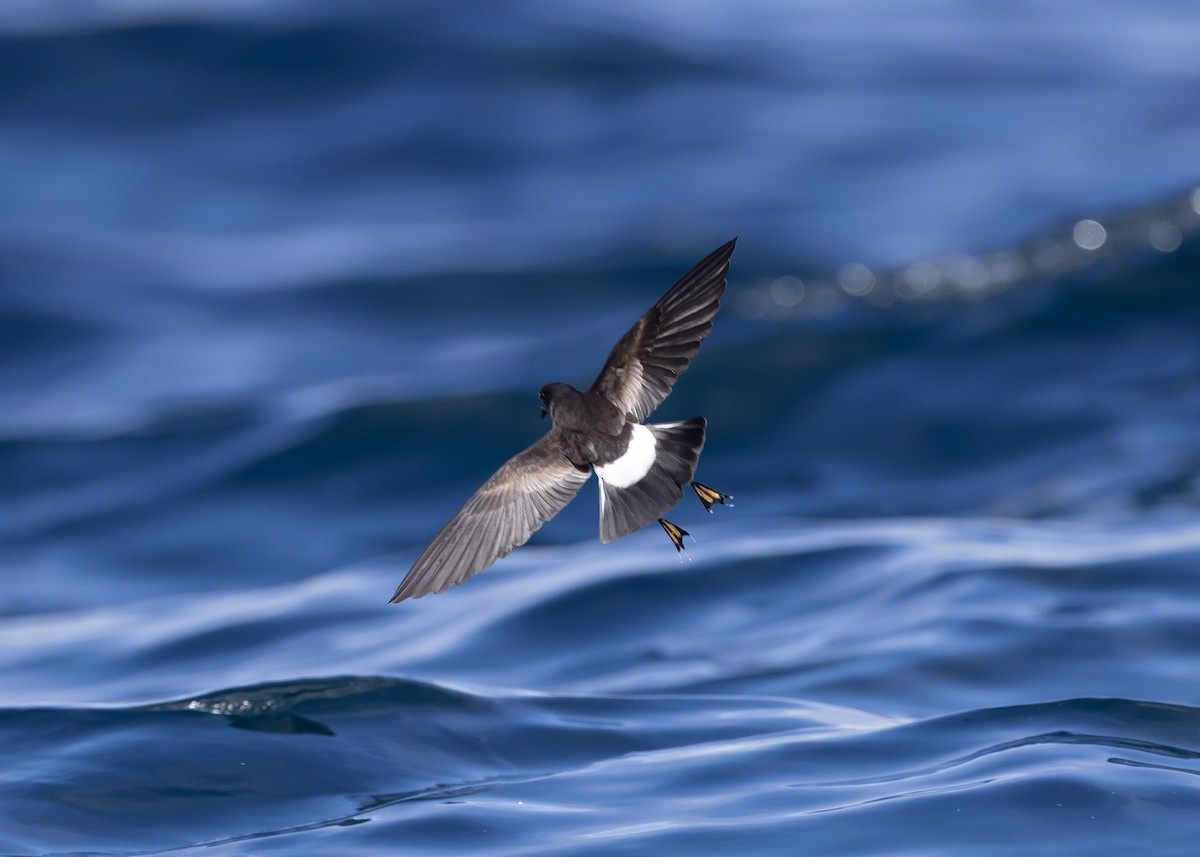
(389, 238), (736, 602)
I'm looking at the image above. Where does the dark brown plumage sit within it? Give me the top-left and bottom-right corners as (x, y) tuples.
(390, 239), (736, 603)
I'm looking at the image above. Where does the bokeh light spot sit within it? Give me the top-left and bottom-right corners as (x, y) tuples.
(1072, 219), (1107, 251)
(837, 262), (875, 296)
(1148, 221), (1182, 253)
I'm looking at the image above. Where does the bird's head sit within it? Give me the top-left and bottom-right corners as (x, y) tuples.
(538, 382), (577, 421)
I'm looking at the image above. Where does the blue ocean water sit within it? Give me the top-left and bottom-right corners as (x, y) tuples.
(3, 2), (1200, 854)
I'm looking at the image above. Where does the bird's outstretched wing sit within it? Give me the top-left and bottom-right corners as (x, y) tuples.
(589, 238), (735, 422)
(389, 433), (590, 602)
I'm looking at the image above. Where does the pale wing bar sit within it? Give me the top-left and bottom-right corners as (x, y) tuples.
(590, 238), (735, 421)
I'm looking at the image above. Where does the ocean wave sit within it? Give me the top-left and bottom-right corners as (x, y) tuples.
(2, 678), (1195, 855)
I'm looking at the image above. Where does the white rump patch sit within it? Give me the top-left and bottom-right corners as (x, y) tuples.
(595, 424), (657, 489)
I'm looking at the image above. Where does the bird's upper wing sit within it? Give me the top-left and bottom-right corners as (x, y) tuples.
(589, 238), (735, 423)
(389, 432), (590, 602)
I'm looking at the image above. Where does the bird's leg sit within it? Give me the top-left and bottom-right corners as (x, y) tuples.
(657, 518), (692, 559)
(691, 480), (733, 512)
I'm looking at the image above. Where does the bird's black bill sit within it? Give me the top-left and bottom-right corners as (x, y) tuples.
(691, 480), (733, 512)
(657, 517), (690, 552)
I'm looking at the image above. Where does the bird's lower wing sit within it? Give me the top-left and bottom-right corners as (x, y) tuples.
(390, 433), (590, 602)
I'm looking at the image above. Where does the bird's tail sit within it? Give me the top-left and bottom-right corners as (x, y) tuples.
(598, 417), (705, 543)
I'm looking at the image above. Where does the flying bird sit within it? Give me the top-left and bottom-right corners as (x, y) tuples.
(390, 239), (736, 602)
